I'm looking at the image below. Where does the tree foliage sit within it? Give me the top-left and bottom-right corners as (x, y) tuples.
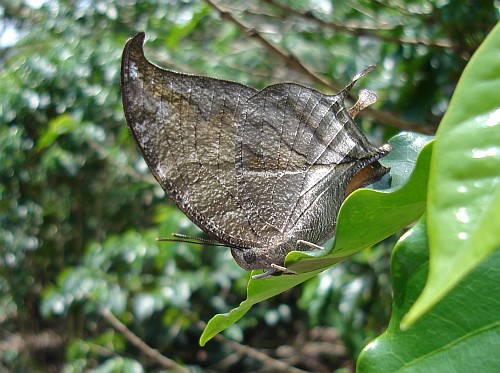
(1, 0), (498, 371)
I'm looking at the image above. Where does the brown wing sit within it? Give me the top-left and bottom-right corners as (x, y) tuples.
(236, 80), (390, 248)
(121, 33), (264, 249)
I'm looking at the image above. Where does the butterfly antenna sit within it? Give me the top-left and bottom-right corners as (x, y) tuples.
(156, 233), (231, 248)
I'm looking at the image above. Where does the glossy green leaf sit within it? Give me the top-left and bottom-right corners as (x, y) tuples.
(357, 217), (500, 371)
(403, 22), (500, 326)
(200, 268), (322, 346)
(200, 132), (433, 345)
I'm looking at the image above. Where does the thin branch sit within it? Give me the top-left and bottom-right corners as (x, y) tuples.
(198, 322), (310, 373)
(264, 0), (393, 32)
(263, 0), (456, 50)
(204, 0), (333, 88)
(0, 330), (64, 355)
(95, 302), (192, 373)
(204, 0), (436, 134)
(93, 295), (310, 373)
(343, 0), (394, 25)
(370, 0), (416, 16)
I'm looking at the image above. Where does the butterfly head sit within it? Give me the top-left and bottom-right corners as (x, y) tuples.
(230, 242), (293, 271)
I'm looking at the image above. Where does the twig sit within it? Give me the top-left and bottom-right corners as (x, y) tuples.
(0, 330), (64, 354)
(214, 335), (309, 373)
(198, 322), (310, 373)
(96, 302), (192, 373)
(204, 0), (332, 88)
(204, 0), (436, 134)
(370, 0), (415, 16)
(94, 295), (309, 373)
(263, 0), (455, 49)
(264, 0), (393, 32)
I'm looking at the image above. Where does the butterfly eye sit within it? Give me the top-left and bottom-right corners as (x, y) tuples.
(243, 250), (257, 264)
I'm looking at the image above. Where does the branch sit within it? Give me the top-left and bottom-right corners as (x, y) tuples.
(198, 322), (310, 373)
(94, 296), (309, 373)
(96, 302), (192, 373)
(263, 0), (456, 49)
(0, 330), (64, 355)
(264, 0), (393, 32)
(203, 0), (332, 88)
(204, 0), (436, 134)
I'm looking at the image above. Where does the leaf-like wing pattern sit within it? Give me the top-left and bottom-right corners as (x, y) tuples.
(121, 33), (390, 273)
(121, 33), (261, 250)
(236, 82), (390, 248)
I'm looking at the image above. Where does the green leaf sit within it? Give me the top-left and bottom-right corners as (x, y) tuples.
(200, 268), (322, 346)
(200, 132), (433, 345)
(37, 114), (79, 150)
(403, 22), (500, 326)
(357, 217), (500, 371)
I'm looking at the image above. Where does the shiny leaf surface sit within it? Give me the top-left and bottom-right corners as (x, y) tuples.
(357, 217), (500, 371)
(404, 22), (500, 326)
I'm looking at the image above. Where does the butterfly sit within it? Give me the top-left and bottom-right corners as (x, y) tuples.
(121, 32), (390, 278)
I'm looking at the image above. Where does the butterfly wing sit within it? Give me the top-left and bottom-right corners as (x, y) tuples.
(236, 81), (390, 248)
(121, 33), (263, 249)
(122, 33), (390, 272)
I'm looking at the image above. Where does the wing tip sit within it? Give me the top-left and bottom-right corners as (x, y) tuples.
(128, 31), (146, 47)
(121, 31), (147, 106)
(123, 32), (146, 60)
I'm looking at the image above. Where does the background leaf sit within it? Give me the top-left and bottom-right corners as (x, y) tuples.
(404, 21), (500, 326)
(357, 216), (500, 371)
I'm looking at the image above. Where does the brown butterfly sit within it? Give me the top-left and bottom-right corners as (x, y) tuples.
(121, 33), (390, 278)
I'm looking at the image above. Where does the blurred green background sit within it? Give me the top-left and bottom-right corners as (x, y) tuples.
(1, 0), (498, 371)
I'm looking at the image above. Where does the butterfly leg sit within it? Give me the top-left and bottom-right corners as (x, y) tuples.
(296, 240), (325, 250)
(251, 264), (297, 280)
(271, 263), (297, 274)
